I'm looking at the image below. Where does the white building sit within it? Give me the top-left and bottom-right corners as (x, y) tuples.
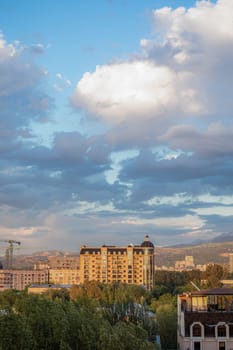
(178, 288), (233, 350)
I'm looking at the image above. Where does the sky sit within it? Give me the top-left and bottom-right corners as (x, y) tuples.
(0, 0), (232, 254)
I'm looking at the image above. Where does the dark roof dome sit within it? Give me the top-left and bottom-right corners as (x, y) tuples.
(141, 235), (154, 248)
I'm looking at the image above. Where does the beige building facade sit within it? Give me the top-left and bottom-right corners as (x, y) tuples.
(229, 253), (233, 274)
(49, 269), (80, 285)
(28, 284), (72, 294)
(48, 256), (79, 270)
(79, 235), (155, 290)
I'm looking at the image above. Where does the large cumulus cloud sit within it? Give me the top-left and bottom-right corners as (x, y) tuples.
(72, 0), (233, 129)
(71, 61), (202, 124)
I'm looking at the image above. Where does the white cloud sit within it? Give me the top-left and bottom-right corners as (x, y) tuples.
(72, 60), (202, 124)
(54, 73), (72, 92)
(112, 214), (205, 231)
(0, 33), (17, 59)
(72, 61), (175, 123)
(193, 206), (233, 217)
(72, 0), (233, 128)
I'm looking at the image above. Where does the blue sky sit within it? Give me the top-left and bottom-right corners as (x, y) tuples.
(0, 0), (232, 254)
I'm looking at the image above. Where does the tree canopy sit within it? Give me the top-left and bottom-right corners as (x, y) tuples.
(0, 284), (159, 350)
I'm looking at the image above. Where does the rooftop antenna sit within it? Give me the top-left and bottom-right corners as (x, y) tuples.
(190, 281), (201, 291)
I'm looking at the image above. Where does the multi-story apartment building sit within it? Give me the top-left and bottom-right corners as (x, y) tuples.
(48, 256), (80, 270)
(175, 255), (195, 271)
(79, 235), (155, 290)
(229, 253), (233, 274)
(47, 256), (80, 285)
(0, 269), (49, 291)
(49, 269), (80, 285)
(178, 287), (233, 350)
(0, 270), (12, 290)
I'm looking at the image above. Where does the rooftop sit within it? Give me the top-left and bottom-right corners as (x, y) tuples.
(181, 287), (233, 297)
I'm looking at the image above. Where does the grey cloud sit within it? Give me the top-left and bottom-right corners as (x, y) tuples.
(0, 39), (53, 167)
(30, 44), (45, 54)
(117, 148), (233, 207)
(160, 124), (233, 158)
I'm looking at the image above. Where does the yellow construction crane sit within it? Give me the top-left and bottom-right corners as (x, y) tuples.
(0, 240), (21, 269)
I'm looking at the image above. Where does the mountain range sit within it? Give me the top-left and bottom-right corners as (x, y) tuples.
(2, 232), (233, 270)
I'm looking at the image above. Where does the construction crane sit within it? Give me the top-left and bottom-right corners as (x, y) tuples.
(0, 240), (21, 269)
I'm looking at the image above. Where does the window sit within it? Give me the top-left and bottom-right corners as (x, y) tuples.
(218, 325), (226, 337)
(193, 341), (201, 350)
(219, 341), (225, 350)
(193, 324), (202, 337)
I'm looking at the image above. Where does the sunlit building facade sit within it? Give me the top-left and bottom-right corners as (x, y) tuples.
(48, 256), (80, 270)
(79, 235), (155, 290)
(49, 269), (80, 285)
(229, 253), (233, 274)
(0, 269), (49, 291)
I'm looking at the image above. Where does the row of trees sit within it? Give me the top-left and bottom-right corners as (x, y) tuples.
(0, 265), (227, 350)
(154, 263), (228, 296)
(0, 283), (159, 350)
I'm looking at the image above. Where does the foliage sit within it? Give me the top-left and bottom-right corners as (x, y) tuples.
(153, 267), (227, 295)
(203, 263), (227, 288)
(0, 284), (158, 350)
(150, 293), (177, 313)
(154, 271), (185, 294)
(156, 304), (177, 350)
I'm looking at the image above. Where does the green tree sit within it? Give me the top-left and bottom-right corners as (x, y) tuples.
(154, 271), (185, 294)
(99, 321), (158, 350)
(0, 311), (35, 350)
(204, 264), (226, 287)
(156, 304), (177, 350)
(150, 293), (177, 313)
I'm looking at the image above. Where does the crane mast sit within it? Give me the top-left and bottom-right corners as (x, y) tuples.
(0, 240), (21, 269)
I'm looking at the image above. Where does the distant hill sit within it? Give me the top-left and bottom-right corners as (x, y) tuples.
(0, 250), (79, 270)
(154, 232), (233, 267)
(211, 232), (233, 243)
(156, 240), (233, 267)
(169, 232), (233, 248)
(1, 233), (233, 270)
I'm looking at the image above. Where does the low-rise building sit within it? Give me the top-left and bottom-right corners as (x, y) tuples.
(178, 287), (233, 350)
(28, 284), (72, 294)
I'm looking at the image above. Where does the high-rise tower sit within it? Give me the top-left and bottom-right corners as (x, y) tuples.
(79, 235), (155, 290)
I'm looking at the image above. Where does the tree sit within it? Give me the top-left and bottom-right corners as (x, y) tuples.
(156, 304), (177, 350)
(204, 264), (226, 287)
(0, 311), (35, 350)
(0, 286), (159, 349)
(150, 293), (176, 313)
(154, 271), (185, 294)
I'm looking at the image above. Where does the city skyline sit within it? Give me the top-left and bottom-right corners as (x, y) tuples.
(0, 0), (232, 254)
